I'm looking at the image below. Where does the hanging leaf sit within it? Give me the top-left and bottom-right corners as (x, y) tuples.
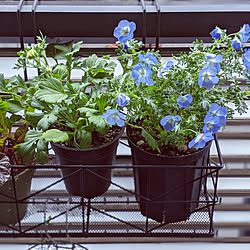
(141, 128), (160, 152)
(42, 129), (69, 143)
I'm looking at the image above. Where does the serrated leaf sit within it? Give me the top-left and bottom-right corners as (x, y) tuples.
(87, 113), (107, 129)
(37, 113), (57, 131)
(35, 77), (66, 103)
(42, 129), (69, 143)
(78, 107), (98, 114)
(0, 98), (9, 113)
(26, 112), (44, 127)
(141, 128), (160, 152)
(8, 100), (23, 113)
(76, 129), (92, 149)
(34, 150), (48, 164)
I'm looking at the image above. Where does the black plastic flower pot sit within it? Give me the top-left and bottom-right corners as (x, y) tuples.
(51, 127), (124, 199)
(128, 135), (211, 224)
(0, 168), (34, 225)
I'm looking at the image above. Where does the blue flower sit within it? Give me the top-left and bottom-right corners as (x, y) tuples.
(101, 109), (125, 127)
(243, 68), (250, 82)
(113, 20), (136, 47)
(211, 27), (222, 39)
(163, 61), (174, 71)
(198, 66), (219, 89)
(243, 49), (250, 69)
(203, 116), (222, 134)
(117, 93), (130, 107)
(131, 63), (154, 86)
(188, 132), (214, 150)
(160, 115), (181, 131)
(205, 103), (227, 127)
(231, 37), (242, 50)
(240, 24), (250, 43)
(177, 94), (193, 109)
(205, 53), (223, 73)
(138, 53), (158, 65)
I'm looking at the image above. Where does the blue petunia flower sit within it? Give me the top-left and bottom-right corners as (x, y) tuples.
(231, 37), (242, 50)
(211, 27), (222, 39)
(138, 53), (158, 65)
(243, 68), (250, 82)
(198, 66), (219, 89)
(113, 20), (136, 48)
(177, 94), (193, 109)
(243, 49), (250, 69)
(101, 109), (125, 127)
(205, 103), (227, 127)
(131, 63), (154, 86)
(160, 115), (182, 131)
(117, 93), (130, 107)
(163, 61), (174, 71)
(203, 116), (222, 134)
(188, 132), (214, 149)
(240, 24), (250, 43)
(205, 53), (223, 73)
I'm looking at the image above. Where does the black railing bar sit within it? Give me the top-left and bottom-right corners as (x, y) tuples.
(214, 134), (224, 166)
(86, 202), (146, 233)
(22, 167), (85, 201)
(17, 0), (28, 81)
(22, 202), (82, 234)
(10, 164), (223, 169)
(153, 0), (160, 49)
(139, 0), (146, 44)
(32, 0), (39, 43)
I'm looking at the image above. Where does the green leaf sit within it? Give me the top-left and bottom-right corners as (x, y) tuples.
(87, 113), (107, 129)
(76, 129), (92, 149)
(26, 112), (44, 128)
(42, 129), (69, 143)
(8, 100), (23, 113)
(78, 107), (98, 114)
(0, 98), (9, 113)
(35, 77), (67, 103)
(37, 113), (57, 131)
(141, 128), (160, 152)
(9, 114), (22, 124)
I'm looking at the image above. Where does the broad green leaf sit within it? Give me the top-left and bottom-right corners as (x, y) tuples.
(141, 128), (160, 152)
(76, 129), (92, 149)
(78, 107), (98, 114)
(87, 113), (107, 129)
(26, 112), (44, 128)
(35, 77), (66, 103)
(9, 114), (22, 124)
(42, 129), (69, 143)
(0, 98), (9, 113)
(8, 100), (23, 113)
(37, 113), (57, 131)
(35, 150), (48, 164)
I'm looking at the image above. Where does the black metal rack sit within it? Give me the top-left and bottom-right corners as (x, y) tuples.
(0, 136), (223, 239)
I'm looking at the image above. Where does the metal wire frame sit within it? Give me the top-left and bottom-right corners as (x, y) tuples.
(0, 135), (223, 238)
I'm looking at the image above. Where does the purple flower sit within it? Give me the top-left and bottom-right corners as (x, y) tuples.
(198, 66), (219, 89)
(205, 53), (223, 73)
(113, 20), (136, 48)
(231, 37), (242, 50)
(188, 132), (214, 150)
(243, 49), (250, 69)
(240, 24), (250, 43)
(131, 63), (154, 86)
(211, 27), (222, 39)
(160, 115), (182, 131)
(138, 53), (158, 65)
(117, 93), (130, 107)
(101, 109), (125, 127)
(177, 94), (193, 109)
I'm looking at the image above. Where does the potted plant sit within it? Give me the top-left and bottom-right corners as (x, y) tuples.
(0, 74), (33, 225)
(16, 35), (126, 198)
(112, 20), (250, 223)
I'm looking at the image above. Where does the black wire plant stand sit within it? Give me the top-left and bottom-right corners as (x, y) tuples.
(0, 135), (223, 239)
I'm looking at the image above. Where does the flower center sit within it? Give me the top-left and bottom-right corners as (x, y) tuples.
(110, 113), (119, 120)
(181, 96), (186, 103)
(139, 68), (146, 77)
(203, 72), (211, 82)
(121, 26), (130, 37)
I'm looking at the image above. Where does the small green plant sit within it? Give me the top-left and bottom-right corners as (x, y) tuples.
(112, 20), (250, 155)
(15, 35), (126, 164)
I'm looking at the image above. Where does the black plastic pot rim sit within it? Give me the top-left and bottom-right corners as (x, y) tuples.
(127, 127), (213, 160)
(51, 126), (125, 152)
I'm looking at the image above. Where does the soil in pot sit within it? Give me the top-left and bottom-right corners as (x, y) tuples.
(127, 125), (211, 224)
(52, 126), (124, 199)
